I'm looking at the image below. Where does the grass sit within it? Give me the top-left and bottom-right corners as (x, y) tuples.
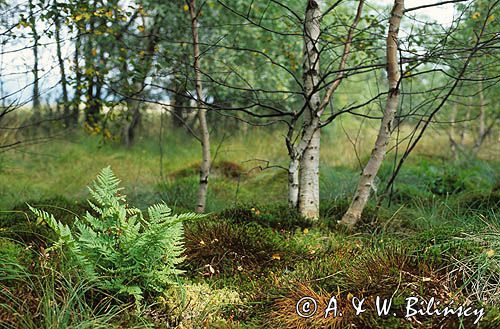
(0, 124), (499, 328)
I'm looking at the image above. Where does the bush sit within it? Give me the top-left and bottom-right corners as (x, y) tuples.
(29, 166), (203, 305)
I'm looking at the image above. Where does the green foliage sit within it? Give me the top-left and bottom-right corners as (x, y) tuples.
(0, 197), (89, 250)
(0, 238), (32, 283)
(29, 166), (202, 304)
(0, 255), (131, 329)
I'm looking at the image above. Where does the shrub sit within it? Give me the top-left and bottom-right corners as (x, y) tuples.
(28, 166), (202, 304)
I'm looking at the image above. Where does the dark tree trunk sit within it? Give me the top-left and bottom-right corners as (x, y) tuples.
(172, 84), (188, 129)
(73, 33), (82, 126)
(54, 0), (70, 126)
(29, 0), (41, 120)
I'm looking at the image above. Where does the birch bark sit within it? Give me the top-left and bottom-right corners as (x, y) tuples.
(189, 0), (211, 213)
(298, 0), (322, 219)
(340, 0), (404, 228)
(288, 0), (364, 218)
(288, 157), (300, 208)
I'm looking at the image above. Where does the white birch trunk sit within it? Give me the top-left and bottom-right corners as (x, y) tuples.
(190, 0), (211, 213)
(288, 157), (300, 208)
(340, 0), (404, 228)
(298, 0), (322, 219)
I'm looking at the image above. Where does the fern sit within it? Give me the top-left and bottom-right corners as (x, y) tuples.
(29, 166), (203, 305)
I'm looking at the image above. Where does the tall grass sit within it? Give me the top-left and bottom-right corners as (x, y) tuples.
(0, 242), (139, 329)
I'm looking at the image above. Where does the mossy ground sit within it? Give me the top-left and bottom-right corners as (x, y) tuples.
(0, 128), (498, 328)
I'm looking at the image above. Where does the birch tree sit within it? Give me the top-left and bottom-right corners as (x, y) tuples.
(339, 0), (403, 228)
(188, 0), (211, 213)
(288, 0), (364, 219)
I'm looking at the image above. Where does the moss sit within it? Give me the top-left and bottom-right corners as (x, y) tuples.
(157, 283), (241, 328)
(216, 204), (312, 231)
(168, 161), (245, 180)
(183, 220), (303, 275)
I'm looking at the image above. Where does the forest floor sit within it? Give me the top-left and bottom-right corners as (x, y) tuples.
(0, 128), (499, 328)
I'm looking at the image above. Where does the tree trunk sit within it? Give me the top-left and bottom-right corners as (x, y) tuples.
(172, 84), (188, 129)
(298, 0), (322, 219)
(478, 79), (485, 140)
(460, 103), (470, 147)
(120, 21), (159, 147)
(190, 0), (211, 213)
(288, 157), (300, 208)
(29, 0), (40, 119)
(299, 127), (321, 219)
(473, 78), (486, 153)
(449, 103), (459, 160)
(54, 1), (69, 127)
(340, 0), (404, 229)
(73, 33), (82, 126)
(122, 99), (141, 148)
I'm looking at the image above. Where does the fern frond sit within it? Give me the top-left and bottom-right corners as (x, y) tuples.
(88, 166), (125, 207)
(29, 166), (194, 306)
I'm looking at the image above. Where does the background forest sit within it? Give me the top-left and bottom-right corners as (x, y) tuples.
(0, 0), (499, 328)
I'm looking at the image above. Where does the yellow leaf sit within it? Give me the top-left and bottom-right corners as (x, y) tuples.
(485, 249), (495, 257)
(91, 48), (97, 56)
(272, 254), (281, 260)
(303, 228), (309, 234)
(137, 25), (145, 32)
(183, 4), (189, 12)
(199, 239), (206, 246)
